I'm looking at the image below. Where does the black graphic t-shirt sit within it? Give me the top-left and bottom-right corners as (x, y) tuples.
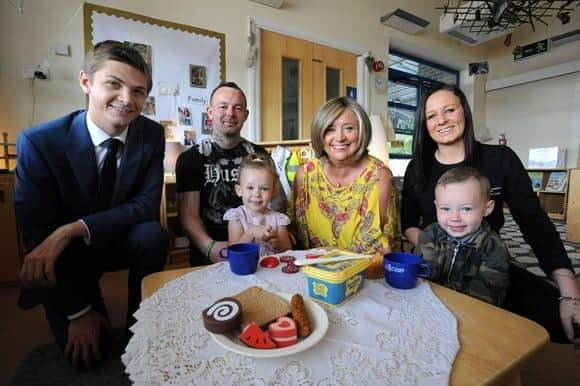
(175, 139), (267, 243)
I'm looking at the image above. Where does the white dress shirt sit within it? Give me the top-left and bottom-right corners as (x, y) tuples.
(69, 115), (128, 321)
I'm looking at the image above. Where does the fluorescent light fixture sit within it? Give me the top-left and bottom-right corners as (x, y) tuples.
(249, 0), (284, 8)
(380, 9), (430, 34)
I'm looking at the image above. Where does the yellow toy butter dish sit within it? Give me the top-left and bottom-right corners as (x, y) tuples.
(302, 250), (371, 306)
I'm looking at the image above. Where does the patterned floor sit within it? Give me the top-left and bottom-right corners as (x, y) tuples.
(500, 214), (580, 277)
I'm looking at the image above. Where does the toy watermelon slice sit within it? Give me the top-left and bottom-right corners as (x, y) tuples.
(240, 322), (276, 349)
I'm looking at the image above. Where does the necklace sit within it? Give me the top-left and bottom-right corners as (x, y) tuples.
(324, 159), (364, 187)
(330, 173), (344, 187)
(327, 168), (348, 187)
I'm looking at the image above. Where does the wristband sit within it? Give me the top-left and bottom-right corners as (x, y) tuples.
(206, 239), (217, 258)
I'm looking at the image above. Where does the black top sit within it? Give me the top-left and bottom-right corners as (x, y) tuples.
(175, 138), (267, 242)
(401, 142), (572, 275)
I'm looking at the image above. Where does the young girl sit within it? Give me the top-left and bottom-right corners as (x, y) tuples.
(224, 153), (292, 255)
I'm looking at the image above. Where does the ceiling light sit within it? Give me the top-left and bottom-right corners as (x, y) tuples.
(380, 9), (430, 34)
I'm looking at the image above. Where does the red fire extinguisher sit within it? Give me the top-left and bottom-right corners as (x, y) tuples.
(499, 133), (507, 146)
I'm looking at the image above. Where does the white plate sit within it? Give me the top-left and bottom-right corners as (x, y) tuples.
(210, 293), (329, 358)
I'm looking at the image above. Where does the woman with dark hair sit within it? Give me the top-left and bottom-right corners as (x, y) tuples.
(291, 96), (400, 254)
(402, 83), (580, 343)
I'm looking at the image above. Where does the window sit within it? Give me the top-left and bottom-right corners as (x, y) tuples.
(387, 50), (459, 159)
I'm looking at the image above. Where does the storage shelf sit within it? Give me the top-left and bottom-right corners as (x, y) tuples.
(537, 190), (565, 194)
(527, 168), (570, 221)
(161, 173), (190, 261)
(527, 168), (567, 172)
(169, 246), (189, 253)
(1, 132), (17, 171)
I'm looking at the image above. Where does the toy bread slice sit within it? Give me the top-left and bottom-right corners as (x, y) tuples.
(233, 286), (291, 328)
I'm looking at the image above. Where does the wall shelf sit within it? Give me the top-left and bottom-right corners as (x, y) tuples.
(1, 132), (17, 171)
(526, 168), (570, 221)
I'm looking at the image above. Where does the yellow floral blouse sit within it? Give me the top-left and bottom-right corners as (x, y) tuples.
(291, 156), (400, 255)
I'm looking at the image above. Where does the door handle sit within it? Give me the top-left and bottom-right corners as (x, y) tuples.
(0, 189), (4, 203)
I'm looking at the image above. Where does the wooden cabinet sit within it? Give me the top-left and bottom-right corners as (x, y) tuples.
(0, 172), (23, 285)
(526, 168), (570, 221)
(566, 169), (580, 242)
(161, 174), (189, 266)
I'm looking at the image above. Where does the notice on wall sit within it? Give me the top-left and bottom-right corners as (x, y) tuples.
(513, 39), (550, 61)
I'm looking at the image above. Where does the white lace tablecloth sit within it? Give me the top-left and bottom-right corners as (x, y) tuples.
(123, 250), (460, 385)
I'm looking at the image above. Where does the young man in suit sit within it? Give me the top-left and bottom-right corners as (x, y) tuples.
(14, 40), (168, 369)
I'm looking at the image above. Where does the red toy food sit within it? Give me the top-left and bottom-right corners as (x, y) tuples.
(259, 256), (280, 268)
(240, 323), (276, 349)
(268, 316), (298, 348)
(291, 294), (311, 337)
(306, 253), (323, 259)
(282, 262), (299, 274)
(279, 255), (296, 263)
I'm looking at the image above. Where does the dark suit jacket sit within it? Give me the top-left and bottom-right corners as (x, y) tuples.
(15, 110), (165, 252)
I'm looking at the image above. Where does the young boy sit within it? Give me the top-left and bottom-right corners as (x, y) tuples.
(415, 167), (511, 306)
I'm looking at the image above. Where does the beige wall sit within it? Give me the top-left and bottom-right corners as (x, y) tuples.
(482, 9), (580, 168)
(2, 0), (576, 167)
(0, 0), (482, 144)
(486, 72), (580, 168)
(484, 9), (580, 81)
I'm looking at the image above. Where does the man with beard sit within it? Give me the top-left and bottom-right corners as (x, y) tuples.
(176, 82), (274, 266)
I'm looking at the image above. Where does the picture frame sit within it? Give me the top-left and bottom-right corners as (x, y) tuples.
(183, 130), (196, 146)
(178, 107), (192, 126)
(190, 65), (207, 88)
(201, 112), (213, 135)
(468, 61), (489, 76)
(160, 120), (176, 140)
(142, 96), (156, 116)
(124, 41), (153, 71)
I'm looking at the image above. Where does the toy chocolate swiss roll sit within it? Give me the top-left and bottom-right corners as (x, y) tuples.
(202, 297), (243, 334)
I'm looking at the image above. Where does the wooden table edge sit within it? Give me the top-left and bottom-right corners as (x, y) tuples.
(141, 268), (550, 386)
(430, 282), (549, 386)
(142, 267), (199, 299)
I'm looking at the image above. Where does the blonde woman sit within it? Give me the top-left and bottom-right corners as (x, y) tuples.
(291, 97), (400, 255)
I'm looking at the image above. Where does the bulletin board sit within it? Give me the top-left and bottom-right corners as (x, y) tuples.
(83, 3), (225, 145)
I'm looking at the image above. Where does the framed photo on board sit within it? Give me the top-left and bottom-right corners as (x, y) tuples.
(201, 112), (213, 135)
(190, 65), (207, 88)
(124, 41), (153, 70)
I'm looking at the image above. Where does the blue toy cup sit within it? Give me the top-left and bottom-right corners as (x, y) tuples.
(383, 252), (431, 289)
(219, 243), (260, 275)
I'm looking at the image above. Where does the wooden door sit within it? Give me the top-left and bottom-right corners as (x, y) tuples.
(261, 30), (357, 142)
